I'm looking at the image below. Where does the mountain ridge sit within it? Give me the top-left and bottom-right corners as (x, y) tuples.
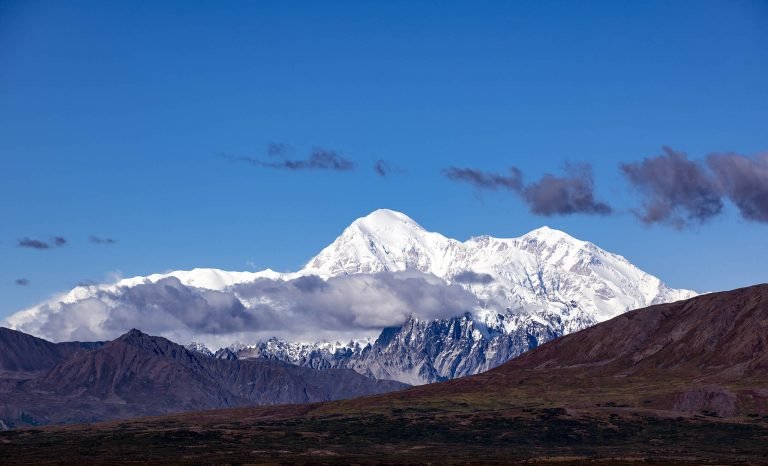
(0, 326), (407, 426)
(3, 209), (696, 384)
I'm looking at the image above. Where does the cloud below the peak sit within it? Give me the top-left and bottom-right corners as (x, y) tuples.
(452, 270), (494, 285)
(6, 271), (478, 348)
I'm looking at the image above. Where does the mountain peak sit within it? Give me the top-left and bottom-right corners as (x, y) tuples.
(351, 209), (425, 233)
(115, 329), (158, 346)
(118, 328), (147, 339)
(522, 225), (583, 245)
(304, 209), (452, 275)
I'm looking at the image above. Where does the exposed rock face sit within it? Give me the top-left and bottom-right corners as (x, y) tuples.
(0, 328), (407, 426)
(235, 313), (563, 385)
(214, 347), (238, 360)
(185, 341), (213, 357)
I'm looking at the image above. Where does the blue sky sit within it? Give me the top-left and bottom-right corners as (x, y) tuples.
(1, 0), (767, 317)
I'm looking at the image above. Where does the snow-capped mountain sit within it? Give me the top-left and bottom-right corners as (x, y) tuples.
(305, 209), (691, 324)
(237, 209), (694, 383)
(4, 209), (695, 385)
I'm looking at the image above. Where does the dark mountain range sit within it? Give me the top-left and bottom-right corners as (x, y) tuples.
(0, 327), (103, 374)
(2, 284), (766, 463)
(0, 328), (406, 426)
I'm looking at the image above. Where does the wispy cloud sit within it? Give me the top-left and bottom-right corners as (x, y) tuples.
(443, 166), (523, 191)
(374, 159), (406, 177)
(223, 144), (355, 172)
(90, 236), (116, 245)
(444, 164), (611, 216)
(266, 142), (289, 157)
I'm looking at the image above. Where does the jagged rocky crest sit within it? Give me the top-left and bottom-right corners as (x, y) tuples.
(232, 314), (564, 385)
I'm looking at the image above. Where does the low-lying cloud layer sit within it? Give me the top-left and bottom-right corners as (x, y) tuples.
(444, 164), (611, 216)
(7, 271), (478, 348)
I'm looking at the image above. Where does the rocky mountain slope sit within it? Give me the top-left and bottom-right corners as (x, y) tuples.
(5, 209), (696, 385)
(0, 327), (406, 426)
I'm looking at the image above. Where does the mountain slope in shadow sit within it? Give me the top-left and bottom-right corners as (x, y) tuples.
(0, 327), (103, 374)
(0, 328), (406, 426)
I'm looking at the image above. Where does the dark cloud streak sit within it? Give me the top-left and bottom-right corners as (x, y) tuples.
(17, 238), (50, 249)
(17, 237), (67, 249)
(444, 164), (611, 216)
(223, 146), (355, 172)
(443, 166), (523, 191)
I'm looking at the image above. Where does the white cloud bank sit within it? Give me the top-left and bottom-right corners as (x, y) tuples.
(4, 271), (478, 349)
